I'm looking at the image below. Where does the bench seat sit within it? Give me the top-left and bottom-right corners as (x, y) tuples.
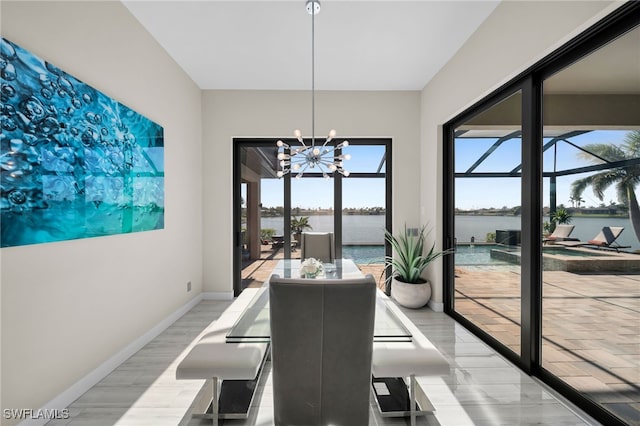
(371, 292), (450, 425)
(176, 289), (268, 426)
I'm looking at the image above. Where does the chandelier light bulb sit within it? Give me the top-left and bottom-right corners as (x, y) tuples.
(342, 141), (349, 147)
(343, 170), (350, 177)
(277, 170), (284, 178)
(313, 147), (320, 156)
(343, 154), (351, 160)
(292, 163), (301, 170)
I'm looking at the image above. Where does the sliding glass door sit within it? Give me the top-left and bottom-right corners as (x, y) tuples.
(451, 91), (524, 358)
(444, 4), (639, 425)
(233, 138), (391, 295)
(540, 23), (640, 425)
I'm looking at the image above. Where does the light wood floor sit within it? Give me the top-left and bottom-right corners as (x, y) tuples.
(47, 298), (600, 426)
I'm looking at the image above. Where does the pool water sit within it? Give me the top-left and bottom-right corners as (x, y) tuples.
(542, 247), (607, 257)
(455, 244), (516, 265)
(342, 245), (385, 264)
(340, 244), (603, 267)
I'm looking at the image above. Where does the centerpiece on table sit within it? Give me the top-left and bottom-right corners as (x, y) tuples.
(300, 257), (323, 278)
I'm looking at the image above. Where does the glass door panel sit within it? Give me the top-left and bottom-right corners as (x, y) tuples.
(291, 177), (334, 260)
(342, 178), (386, 272)
(238, 144), (283, 290)
(453, 91), (523, 356)
(541, 25), (640, 424)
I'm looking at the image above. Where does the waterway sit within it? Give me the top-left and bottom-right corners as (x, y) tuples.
(260, 215), (638, 251)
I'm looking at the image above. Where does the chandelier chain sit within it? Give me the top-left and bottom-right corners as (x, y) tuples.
(276, 0), (351, 179)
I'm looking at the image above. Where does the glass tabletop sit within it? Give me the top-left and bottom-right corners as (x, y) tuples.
(226, 259), (413, 343)
(270, 258), (364, 280)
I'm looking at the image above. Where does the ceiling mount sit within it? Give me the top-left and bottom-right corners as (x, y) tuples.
(306, 0), (320, 16)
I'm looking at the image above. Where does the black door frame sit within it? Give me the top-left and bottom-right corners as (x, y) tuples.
(233, 138), (392, 297)
(443, 4), (640, 425)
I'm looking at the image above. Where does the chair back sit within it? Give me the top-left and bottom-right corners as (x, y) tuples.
(300, 232), (335, 263)
(551, 224), (574, 239)
(269, 274), (376, 426)
(599, 226), (624, 244)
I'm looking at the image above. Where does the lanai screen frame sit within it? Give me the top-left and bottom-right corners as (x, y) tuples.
(454, 128), (640, 216)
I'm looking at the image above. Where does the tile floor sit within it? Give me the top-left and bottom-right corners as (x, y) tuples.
(48, 297), (601, 426)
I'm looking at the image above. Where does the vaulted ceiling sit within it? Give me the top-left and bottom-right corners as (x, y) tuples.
(122, 0), (500, 91)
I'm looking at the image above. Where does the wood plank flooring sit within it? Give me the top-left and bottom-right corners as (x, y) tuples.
(47, 297), (600, 426)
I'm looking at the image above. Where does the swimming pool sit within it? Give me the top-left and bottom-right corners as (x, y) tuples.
(454, 244), (516, 266)
(542, 247), (607, 257)
(342, 245), (385, 264)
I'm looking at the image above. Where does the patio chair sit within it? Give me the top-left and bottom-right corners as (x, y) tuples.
(269, 274), (376, 426)
(300, 232), (335, 263)
(556, 226), (630, 252)
(543, 224), (578, 244)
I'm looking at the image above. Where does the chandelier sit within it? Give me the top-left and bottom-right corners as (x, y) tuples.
(276, 0), (351, 179)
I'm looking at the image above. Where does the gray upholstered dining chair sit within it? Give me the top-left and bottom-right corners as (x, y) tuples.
(300, 231), (335, 263)
(269, 274), (377, 426)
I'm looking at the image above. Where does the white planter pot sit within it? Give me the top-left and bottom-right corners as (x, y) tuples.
(390, 277), (431, 309)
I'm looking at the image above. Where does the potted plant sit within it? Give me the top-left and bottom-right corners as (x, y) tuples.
(383, 224), (451, 309)
(549, 206), (572, 233)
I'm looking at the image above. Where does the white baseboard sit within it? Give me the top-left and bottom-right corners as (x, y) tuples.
(19, 294), (204, 426)
(428, 300), (444, 312)
(202, 291), (234, 300)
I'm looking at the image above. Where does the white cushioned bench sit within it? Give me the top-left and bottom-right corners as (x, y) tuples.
(372, 292), (450, 426)
(176, 289), (268, 426)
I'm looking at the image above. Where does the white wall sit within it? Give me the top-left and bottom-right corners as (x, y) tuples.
(0, 1), (202, 422)
(202, 90), (421, 293)
(420, 0), (620, 306)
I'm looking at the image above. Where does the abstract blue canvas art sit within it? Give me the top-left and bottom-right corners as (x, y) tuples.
(1, 38), (164, 247)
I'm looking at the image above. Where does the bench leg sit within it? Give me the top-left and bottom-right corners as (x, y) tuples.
(409, 374), (416, 426)
(212, 377), (218, 426)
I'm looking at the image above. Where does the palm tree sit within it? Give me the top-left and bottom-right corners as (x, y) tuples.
(570, 130), (640, 243)
(568, 194), (584, 208)
(290, 216), (312, 243)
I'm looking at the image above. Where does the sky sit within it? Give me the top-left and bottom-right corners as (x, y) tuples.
(455, 130), (634, 210)
(257, 144), (387, 209)
(248, 130), (636, 210)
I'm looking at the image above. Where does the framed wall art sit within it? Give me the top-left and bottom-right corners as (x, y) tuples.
(1, 37), (164, 247)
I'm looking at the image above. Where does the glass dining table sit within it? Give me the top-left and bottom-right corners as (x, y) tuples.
(226, 259), (413, 343)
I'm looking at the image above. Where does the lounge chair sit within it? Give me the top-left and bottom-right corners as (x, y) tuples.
(556, 226), (630, 252)
(543, 224), (578, 244)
